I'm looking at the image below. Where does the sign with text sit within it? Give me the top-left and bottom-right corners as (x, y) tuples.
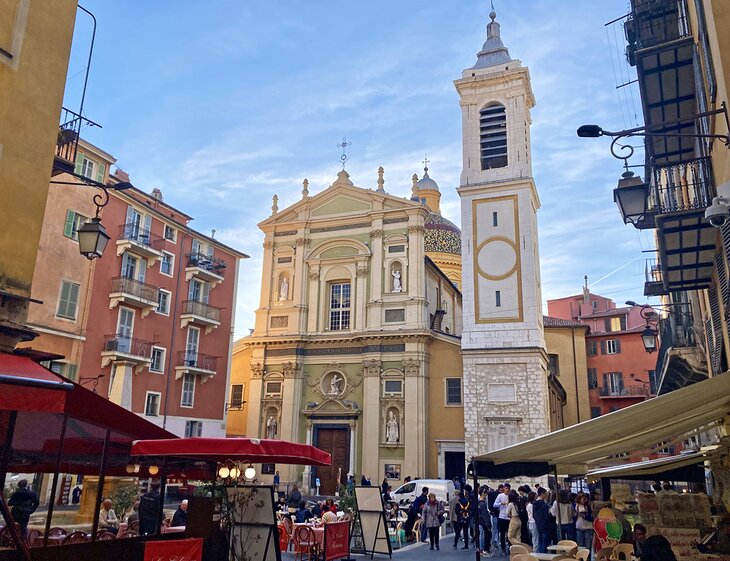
(324, 521), (350, 561)
(143, 538), (203, 561)
(651, 527), (701, 560)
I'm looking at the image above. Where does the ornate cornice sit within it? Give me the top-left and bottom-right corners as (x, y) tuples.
(282, 361), (297, 378)
(408, 225), (426, 234)
(403, 357), (420, 376)
(251, 362), (264, 379)
(362, 359), (382, 377)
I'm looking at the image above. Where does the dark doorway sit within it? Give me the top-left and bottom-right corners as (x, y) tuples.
(314, 426), (350, 495)
(444, 451), (465, 482)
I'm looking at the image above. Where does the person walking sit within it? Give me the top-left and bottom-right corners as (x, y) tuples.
(422, 493), (444, 550)
(526, 491), (538, 550)
(448, 489), (461, 541)
(273, 471), (280, 494)
(551, 489), (576, 541)
(533, 488), (552, 553)
(506, 492), (522, 547)
(478, 489), (493, 556)
(575, 494), (594, 558)
(453, 491), (471, 550)
(8, 479), (39, 536)
(286, 484), (302, 512)
(493, 483), (510, 554)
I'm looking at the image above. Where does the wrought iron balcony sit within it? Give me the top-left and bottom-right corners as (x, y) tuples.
(101, 335), (152, 372)
(598, 385), (651, 398)
(53, 107), (101, 176)
(185, 251), (226, 285)
(175, 351), (218, 382)
(109, 276), (160, 317)
(643, 258), (668, 297)
(180, 300), (222, 333)
(625, 0), (690, 60)
(647, 157), (715, 214)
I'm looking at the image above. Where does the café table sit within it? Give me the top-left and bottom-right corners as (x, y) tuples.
(547, 545), (588, 553)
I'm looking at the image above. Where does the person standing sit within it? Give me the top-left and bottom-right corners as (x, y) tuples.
(448, 490), (461, 540)
(488, 485), (502, 550)
(403, 486), (428, 542)
(8, 479), (39, 536)
(138, 482), (162, 536)
(533, 488), (552, 553)
(575, 494), (593, 558)
(493, 483), (511, 554)
(382, 478), (389, 495)
(286, 484), (302, 512)
(453, 491), (471, 550)
(422, 493), (444, 550)
(551, 489), (576, 541)
(478, 489), (493, 556)
(526, 491), (538, 550)
(273, 471), (280, 494)
(506, 492), (522, 547)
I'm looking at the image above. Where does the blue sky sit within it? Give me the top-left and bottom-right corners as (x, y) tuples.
(65, 1), (656, 338)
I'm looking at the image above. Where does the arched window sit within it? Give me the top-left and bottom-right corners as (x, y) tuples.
(480, 103), (508, 169)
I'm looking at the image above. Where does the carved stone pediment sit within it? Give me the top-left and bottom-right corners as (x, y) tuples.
(302, 398), (361, 418)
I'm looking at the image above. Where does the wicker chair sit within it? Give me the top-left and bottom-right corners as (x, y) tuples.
(509, 544), (531, 557)
(48, 527), (66, 537)
(26, 529), (43, 547)
(62, 531), (90, 544)
(96, 530), (117, 541)
(576, 549), (590, 561)
(511, 554), (539, 561)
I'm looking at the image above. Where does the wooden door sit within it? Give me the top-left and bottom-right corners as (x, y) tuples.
(315, 427), (350, 495)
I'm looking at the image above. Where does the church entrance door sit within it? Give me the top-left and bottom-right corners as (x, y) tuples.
(444, 451), (465, 482)
(314, 426), (350, 495)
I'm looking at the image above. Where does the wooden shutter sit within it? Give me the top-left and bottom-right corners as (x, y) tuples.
(709, 287), (723, 375)
(600, 340), (607, 354)
(615, 339), (622, 353)
(74, 152), (83, 174)
(57, 281), (71, 317)
(95, 162), (106, 183)
(63, 210), (75, 238)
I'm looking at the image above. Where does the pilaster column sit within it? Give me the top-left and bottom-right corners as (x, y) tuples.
(402, 357), (424, 478)
(246, 361), (265, 438)
(369, 225), (384, 300)
(293, 235), (308, 332)
(361, 359), (381, 482)
(348, 419), (357, 478)
(354, 263), (368, 331)
(307, 265), (320, 333)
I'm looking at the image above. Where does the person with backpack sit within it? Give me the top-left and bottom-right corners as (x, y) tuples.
(453, 492), (471, 550)
(8, 479), (39, 535)
(478, 489), (493, 556)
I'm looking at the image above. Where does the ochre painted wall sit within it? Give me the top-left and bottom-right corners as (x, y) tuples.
(544, 326), (590, 427)
(426, 337), (464, 478)
(227, 340), (252, 437)
(0, 1), (77, 299)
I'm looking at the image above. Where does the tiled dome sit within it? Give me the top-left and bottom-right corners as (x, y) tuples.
(425, 213), (461, 256)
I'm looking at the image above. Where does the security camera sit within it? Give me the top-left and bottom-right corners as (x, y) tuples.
(706, 181), (730, 228)
(705, 197), (730, 228)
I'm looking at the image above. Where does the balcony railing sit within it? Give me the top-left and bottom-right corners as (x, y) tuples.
(119, 223), (164, 252)
(625, 0), (690, 56)
(647, 156), (714, 214)
(55, 107), (102, 171)
(598, 385), (651, 397)
(182, 300), (221, 323)
(643, 258), (668, 296)
(111, 276), (159, 303)
(186, 252), (226, 277)
(103, 335), (152, 359)
(176, 351), (217, 372)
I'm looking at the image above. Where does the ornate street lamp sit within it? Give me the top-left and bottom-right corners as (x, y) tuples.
(77, 217), (110, 259)
(641, 324), (658, 354)
(614, 170), (649, 226)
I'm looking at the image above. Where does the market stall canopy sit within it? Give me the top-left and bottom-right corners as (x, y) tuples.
(0, 350), (175, 476)
(131, 437), (332, 466)
(586, 452), (707, 482)
(474, 373), (730, 476)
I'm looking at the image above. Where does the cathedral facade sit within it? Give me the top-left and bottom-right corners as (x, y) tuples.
(229, 169), (465, 494)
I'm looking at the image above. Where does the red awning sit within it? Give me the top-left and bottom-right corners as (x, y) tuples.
(0, 353), (73, 412)
(131, 437), (331, 466)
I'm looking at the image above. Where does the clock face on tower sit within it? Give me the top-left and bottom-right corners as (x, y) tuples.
(472, 195), (523, 323)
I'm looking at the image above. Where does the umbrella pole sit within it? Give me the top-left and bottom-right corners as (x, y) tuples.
(552, 465), (562, 538)
(471, 457), (481, 561)
(43, 413), (68, 546)
(91, 428), (111, 541)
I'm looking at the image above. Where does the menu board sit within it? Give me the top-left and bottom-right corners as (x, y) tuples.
(650, 528), (700, 560)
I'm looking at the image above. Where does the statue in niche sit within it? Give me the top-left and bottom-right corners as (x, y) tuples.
(328, 374), (342, 396)
(386, 410), (399, 443)
(392, 268), (402, 292)
(266, 415), (278, 439)
(279, 275), (289, 301)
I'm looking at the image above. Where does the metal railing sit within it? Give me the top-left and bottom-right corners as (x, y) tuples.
(103, 335), (152, 359)
(56, 107), (102, 164)
(119, 223), (164, 251)
(186, 251), (227, 276)
(176, 351), (217, 371)
(598, 385), (651, 397)
(647, 156), (715, 214)
(625, 0), (690, 53)
(111, 276), (160, 302)
(181, 300), (221, 322)
(643, 258), (667, 296)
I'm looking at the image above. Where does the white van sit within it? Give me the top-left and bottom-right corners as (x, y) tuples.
(391, 479), (456, 507)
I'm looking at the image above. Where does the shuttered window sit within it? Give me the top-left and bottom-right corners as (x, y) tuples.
(708, 287), (723, 374)
(56, 281), (80, 320)
(63, 210), (88, 241)
(479, 103), (508, 169)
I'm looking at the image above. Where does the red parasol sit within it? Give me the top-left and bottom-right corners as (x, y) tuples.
(131, 437), (331, 466)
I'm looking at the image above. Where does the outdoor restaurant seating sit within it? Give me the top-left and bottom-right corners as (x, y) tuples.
(510, 543), (532, 555)
(596, 546), (614, 561)
(292, 525), (318, 561)
(62, 531), (90, 544)
(575, 549), (590, 561)
(387, 521), (404, 549)
(511, 554), (538, 561)
(557, 540), (578, 549)
(613, 543), (635, 560)
(96, 530), (117, 541)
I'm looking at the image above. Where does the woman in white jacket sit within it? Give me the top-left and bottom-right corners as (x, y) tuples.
(550, 489), (575, 541)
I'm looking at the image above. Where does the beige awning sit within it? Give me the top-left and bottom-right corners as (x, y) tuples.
(586, 452), (707, 479)
(475, 373), (730, 475)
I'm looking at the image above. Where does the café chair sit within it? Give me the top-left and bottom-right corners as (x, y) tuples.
(120, 530), (139, 539)
(293, 525), (318, 561)
(26, 529), (43, 547)
(511, 554), (538, 561)
(558, 540), (579, 549)
(509, 544), (531, 556)
(62, 531), (90, 544)
(576, 549), (590, 561)
(614, 543), (635, 560)
(596, 546), (614, 561)
(48, 527), (66, 537)
(96, 530), (117, 541)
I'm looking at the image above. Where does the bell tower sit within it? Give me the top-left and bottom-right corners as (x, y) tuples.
(455, 10), (550, 460)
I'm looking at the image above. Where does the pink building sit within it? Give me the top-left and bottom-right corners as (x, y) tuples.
(548, 285), (657, 418)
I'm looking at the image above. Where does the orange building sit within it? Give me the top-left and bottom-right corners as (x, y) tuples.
(548, 286), (657, 418)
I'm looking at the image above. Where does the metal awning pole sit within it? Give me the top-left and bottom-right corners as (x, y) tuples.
(43, 413), (68, 547)
(471, 458), (480, 561)
(552, 465), (562, 535)
(91, 428), (111, 542)
(155, 457), (168, 534)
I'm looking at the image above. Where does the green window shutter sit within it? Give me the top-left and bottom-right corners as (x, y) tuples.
(96, 162), (106, 183)
(600, 340), (607, 354)
(68, 282), (80, 318)
(615, 339), (621, 353)
(74, 152), (84, 175)
(57, 281), (71, 317)
(63, 210), (76, 238)
(66, 364), (78, 382)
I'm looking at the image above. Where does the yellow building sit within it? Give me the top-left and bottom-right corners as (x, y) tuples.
(228, 169), (465, 492)
(0, 0), (78, 349)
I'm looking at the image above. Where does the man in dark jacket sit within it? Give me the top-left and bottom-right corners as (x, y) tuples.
(452, 493), (471, 550)
(477, 490), (493, 554)
(403, 486), (429, 541)
(487, 484), (502, 550)
(171, 499), (188, 527)
(532, 488), (552, 553)
(8, 480), (39, 535)
(138, 482), (161, 536)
